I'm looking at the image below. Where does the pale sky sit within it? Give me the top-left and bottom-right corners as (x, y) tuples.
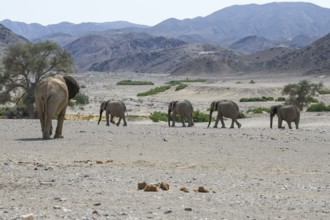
(1, 0), (329, 26)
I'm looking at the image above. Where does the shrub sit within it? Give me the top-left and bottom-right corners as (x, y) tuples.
(149, 110), (209, 123)
(239, 96), (274, 102)
(137, 85), (171, 96)
(249, 80), (256, 84)
(276, 97), (286, 102)
(247, 107), (270, 114)
(149, 111), (168, 122)
(175, 83), (188, 91)
(319, 89), (330, 94)
(117, 80), (154, 85)
(282, 80), (323, 110)
(166, 79), (207, 85)
(237, 111), (250, 119)
(306, 102), (330, 112)
(192, 110), (209, 122)
(74, 92), (89, 105)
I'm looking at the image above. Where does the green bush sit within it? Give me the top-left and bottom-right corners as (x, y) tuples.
(149, 111), (168, 122)
(239, 96), (274, 102)
(117, 80), (154, 85)
(319, 89), (330, 94)
(276, 97), (286, 102)
(74, 92), (89, 105)
(149, 110), (209, 123)
(237, 111), (250, 119)
(306, 102), (330, 112)
(137, 85), (171, 96)
(175, 83), (188, 91)
(249, 80), (256, 84)
(192, 110), (209, 122)
(247, 107), (270, 114)
(166, 79), (207, 85)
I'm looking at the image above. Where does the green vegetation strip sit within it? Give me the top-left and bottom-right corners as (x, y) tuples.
(137, 85), (171, 96)
(117, 80), (154, 85)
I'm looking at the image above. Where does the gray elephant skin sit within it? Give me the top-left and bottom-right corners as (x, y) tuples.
(35, 75), (80, 139)
(98, 100), (127, 126)
(208, 100), (241, 128)
(168, 100), (194, 127)
(270, 105), (300, 129)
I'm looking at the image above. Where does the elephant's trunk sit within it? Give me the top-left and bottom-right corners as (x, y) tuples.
(168, 109), (171, 127)
(270, 114), (273, 129)
(98, 109), (103, 125)
(207, 110), (213, 127)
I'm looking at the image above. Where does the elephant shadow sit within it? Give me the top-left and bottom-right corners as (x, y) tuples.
(15, 138), (48, 142)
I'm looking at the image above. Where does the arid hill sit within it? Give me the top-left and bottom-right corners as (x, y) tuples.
(0, 24), (29, 57)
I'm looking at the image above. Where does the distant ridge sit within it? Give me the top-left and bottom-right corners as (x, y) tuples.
(0, 24), (29, 56)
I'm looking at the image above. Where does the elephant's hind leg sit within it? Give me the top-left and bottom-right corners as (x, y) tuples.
(123, 117), (127, 126)
(295, 120), (299, 129)
(235, 119), (242, 128)
(54, 108), (66, 139)
(287, 121), (292, 129)
(230, 119), (235, 128)
(116, 117), (122, 126)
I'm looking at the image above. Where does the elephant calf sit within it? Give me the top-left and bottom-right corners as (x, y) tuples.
(270, 105), (300, 129)
(208, 100), (241, 128)
(98, 100), (127, 126)
(168, 100), (194, 127)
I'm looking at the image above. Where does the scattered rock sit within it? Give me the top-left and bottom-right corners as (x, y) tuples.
(138, 182), (148, 190)
(184, 208), (193, 211)
(197, 186), (209, 193)
(21, 213), (34, 220)
(160, 182), (170, 191)
(180, 187), (189, 193)
(144, 184), (158, 192)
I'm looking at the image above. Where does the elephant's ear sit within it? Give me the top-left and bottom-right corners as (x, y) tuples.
(214, 101), (218, 111)
(172, 101), (178, 109)
(271, 106), (278, 115)
(63, 75), (80, 100)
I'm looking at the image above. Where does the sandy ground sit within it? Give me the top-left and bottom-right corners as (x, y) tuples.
(1, 73), (330, 219)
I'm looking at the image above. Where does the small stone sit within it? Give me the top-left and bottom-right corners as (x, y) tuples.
(94, 203), (101, 206)
(164, 210), (172, 214)
(184, 208), (192, 211)
(144, 184), (158, 192)
(138, 182), (148, 190)
(197, 186), (209, 193)
(180, 187), (189, 193)
(21, 213), (34, 220)
(160, 182), (169, 191)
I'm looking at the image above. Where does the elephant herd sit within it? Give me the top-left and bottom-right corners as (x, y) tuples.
(35, 75), (301, 140)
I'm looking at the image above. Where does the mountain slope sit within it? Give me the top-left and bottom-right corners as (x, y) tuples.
(0, 24), (29, 57)
(65, 32), (187, 71)
(149, 2), (330, 45)
(0, 19), (148, 40)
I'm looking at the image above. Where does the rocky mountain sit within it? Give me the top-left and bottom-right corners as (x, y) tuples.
(0, 19), (148, 40)
(148, 2), (330, 46)
(65, 32), (187, 71)
(0, 24), (29, 57)
(2, 2), (329, 49)
(229, 36), (278, 53)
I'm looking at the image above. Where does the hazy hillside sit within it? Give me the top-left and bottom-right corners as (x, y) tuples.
(229, 36), (278, 53)
(0, 19), (148, 40)
(149, 2), (330, 46)
(65, 32), (187, 71)
(270, 33), (330, 75)
(0, 24), (29, 57)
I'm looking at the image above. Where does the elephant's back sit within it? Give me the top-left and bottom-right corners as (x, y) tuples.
(108, 101), (126, 116)
(36, 76), (67, 100)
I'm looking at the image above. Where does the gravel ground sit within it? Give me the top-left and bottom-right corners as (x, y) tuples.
(1, 112), (330, 219)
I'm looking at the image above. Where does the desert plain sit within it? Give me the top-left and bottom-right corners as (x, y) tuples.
(0, 72), (330, 219)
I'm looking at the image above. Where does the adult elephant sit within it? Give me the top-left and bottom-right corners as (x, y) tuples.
(35, 75), (80, 139)
(97, 100), (127, 126)
(207, 100), (241, 128)
(168, 100), (194, 127)
(270, 105), (300, 129)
